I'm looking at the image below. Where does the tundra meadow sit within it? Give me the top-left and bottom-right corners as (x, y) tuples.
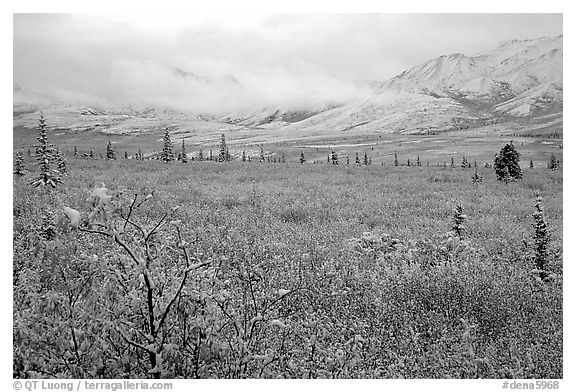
(12, 127), (562, 379)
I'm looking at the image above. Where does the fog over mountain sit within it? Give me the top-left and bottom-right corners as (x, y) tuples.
(14, 14), (562, 115)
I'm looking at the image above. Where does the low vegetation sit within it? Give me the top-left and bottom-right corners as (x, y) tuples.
(13, 151), (562, 378)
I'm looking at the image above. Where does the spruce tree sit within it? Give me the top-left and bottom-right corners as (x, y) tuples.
(394, 150), (399, 167)
(300, 151), (306, 164)
(89, 149), (94, 159)
(416, 155), (421, 167)
(138, 148), (143, 160)
(181, 139), (188, 164)
(494, 141), (522, 181)
(30, 113), (61, 188)
(548, 154), (558, 170)
(14, 152), (26, 176)
(331, 151), (339, 165)
(452, 204), (466, 239)
(219, 133), (229, 162)
(260, 146), (265, 162)
(73, 146), (79, 158)
(355, 152), (360, 166)
(472, 168), (482, 183)
(461, 156), (468, 168)
(532, 194), (550, 279)
(209, 148), (214, 161)
(56, 148), (68, 176)
(242, 150), (246, 162)
(161, 128), (174, 162)
(529, 159), (534, 169)
(124, 151), (128, 160)
(363, 152), (368, 166)
(346, 156), (350, 165)
(106, 141), (116, 160)
(450, 157), (455, 168)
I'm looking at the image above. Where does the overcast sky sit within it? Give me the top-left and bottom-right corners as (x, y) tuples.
(13, 13), (563, 113)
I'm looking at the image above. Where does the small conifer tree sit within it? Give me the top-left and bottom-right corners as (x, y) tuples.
(416, 155), (421, 167)
(14, 152), (26, 176)
(299, 151), (306, 164)
(394, 150), (399, 167)
(242, 150), (246, 162)
(89, 149), (94, 159)
(472, 168), (482, 183)
(452, 204), (466, 239)
(346, 156), (350, 165)
(494, 141), (522, 181)
(161, 128), (174, 162)
(73, 146), (79, 158)
(30, 113), (61, 188)
(529, 159), (534, 169)
(181, 139), (188, 164)
(260, 146), (265, 162)
(106, 141), (116, 160)
(450, 156), (455, 168)
(355, 152), (360, 165)
(363, 152), (368, 166)
(209, 148), (214, 161)
(532, 194), (550, 279)
(219, 133), (229, 162)
(548, 154), (558, 170)
(56, 148), (68, 176)
(331, 151), (339, 165)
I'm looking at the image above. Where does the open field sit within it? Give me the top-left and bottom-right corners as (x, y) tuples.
(13, 156), (563, 378)
(13, 125), (563, 168)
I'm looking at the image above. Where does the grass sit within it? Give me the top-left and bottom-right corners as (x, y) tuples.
(13, 156), (562, 379)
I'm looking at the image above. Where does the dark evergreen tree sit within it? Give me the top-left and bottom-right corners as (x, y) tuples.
(299, 151), (306, 164)
(450, 156), (455, 168)
(331, 151), (339, 165)
(407, 158), (411, 167)
(260, 146), (265, 162)
(472, 168), (482, 183)
(198, 147), (204, 161)
(494, 141), (522, 181)
(209, 148), (213, 161)
(181, 139), (188, 164)
(30, 113), (61, 188)
(89, 149), (94, 159)
(242, 150), (246, 162)
(416, 155), (421, 167)
(548, 154), (558, 170)
(363, 152), (368, 166)
(355, 152), (360, 166)
(219, 133), (230, 162)
(124, 151), (128, 160)
(27, 147), (31, 158)
(56, 148), (68, 176)
(394, 150), (399, 167)
(529, 159), (534, 169)
(138, 148), (143, 160)
(106, 141), (116, 160)
(14, 152), (26, 176)
(532, 194), (550, 280)
(452, 204), (466, 239)
(346, 156), (350, 165)
(161, 128), (174, 162)
(73, 146), (79, 158)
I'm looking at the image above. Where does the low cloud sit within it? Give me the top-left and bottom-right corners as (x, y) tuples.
(13, 14), (562, 114)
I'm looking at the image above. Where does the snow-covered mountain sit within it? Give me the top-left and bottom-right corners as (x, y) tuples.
(275, 35), (562, 135)
(14, 35), (562, 137)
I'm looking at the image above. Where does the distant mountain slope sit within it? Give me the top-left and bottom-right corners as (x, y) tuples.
(281, 35), (562, 135)
(14, 35), (562, 138)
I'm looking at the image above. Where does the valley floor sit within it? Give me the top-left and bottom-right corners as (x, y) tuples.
(13, 158), (562, 378)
